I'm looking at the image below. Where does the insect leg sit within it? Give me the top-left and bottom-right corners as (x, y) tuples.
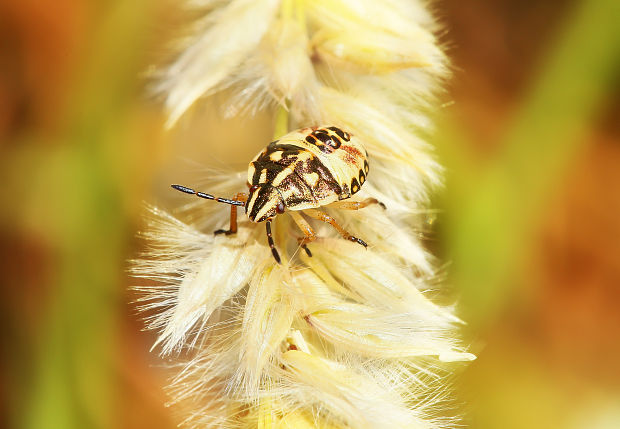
(214, 192), (248, 235)
(289, 211), (316, 257)
(329, 198), (386, 210)
(303, 208), (368, 248)
(265, 219), (281, 264)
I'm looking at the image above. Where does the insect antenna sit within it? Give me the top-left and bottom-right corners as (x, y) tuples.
(265, 219), (281, 264)
(171, 184), (246, 206)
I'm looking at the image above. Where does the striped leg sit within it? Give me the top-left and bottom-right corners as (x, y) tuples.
(289, 211), (315, 257)
(265, 219), (281, 264)
(303, 208), (367, 248)
(329, 198), (386, 210)
(214, 192), (248, 235)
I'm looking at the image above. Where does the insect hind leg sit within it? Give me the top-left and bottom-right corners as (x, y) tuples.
(329, 198), (386, 210)
(303, 208), (368, 248)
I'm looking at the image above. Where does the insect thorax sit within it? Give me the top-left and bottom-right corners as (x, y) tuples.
(247, 126), (369, 215)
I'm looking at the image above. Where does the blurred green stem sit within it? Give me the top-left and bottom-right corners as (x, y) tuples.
(274, 104), (290, 139)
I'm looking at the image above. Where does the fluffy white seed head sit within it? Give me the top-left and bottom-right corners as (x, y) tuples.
(139, 0), (474, 427)
(156, 0), (280, 126)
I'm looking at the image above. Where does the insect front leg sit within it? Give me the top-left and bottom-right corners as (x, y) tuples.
(265, 219), (281, 264)
(303, 208), (368, 248)
(329, 198), (386, 210)
(214, 192), (248, 235)
(289, 211), (316, 257)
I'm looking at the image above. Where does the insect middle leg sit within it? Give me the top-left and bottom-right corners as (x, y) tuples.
(214, 192), (248, 235)
(329, 198), (386, 210)
(289, 212), (316, 257)
(303, 208), (367, 248)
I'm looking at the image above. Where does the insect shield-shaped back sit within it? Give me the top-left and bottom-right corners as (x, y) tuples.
(245, 184), (285, 222)
(172, 126), (376, 265)
(247, 126), (369, 214)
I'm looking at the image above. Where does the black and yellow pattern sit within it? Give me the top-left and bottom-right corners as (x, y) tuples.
(246, 126), (369, 222)
(172, 126), (376, 263)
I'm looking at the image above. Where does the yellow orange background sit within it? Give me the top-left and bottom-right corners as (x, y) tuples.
(1, 1), (619, 428)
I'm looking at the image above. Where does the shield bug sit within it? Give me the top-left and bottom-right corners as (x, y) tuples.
(172, 126), (384, 263)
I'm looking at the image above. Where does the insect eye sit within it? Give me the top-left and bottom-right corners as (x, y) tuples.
(249, 185), (260, 193)
(276, 201), (285, 214)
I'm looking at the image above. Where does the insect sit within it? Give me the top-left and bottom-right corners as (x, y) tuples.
(172, 126), (384, 263)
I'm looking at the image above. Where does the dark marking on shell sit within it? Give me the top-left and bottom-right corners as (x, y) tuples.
(305, 128), (342, 154)
(278, 172), (317, 208)
(253, 140), (344, 208)
(318, 130), (341, 149)
(351, 177), (360, 194)
(294, 155), (342, 200)
(251, 143), (306, 185)
(327, 126), (350, 142)
(340, 183), (350, 199)
(364, 160), (369, 174)
(247, 185), (276, 221)
(314, 131), (338, 153)
(359, 170), (365, 184)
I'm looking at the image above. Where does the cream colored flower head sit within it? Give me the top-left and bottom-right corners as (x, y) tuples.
(135, 0), (475, 427)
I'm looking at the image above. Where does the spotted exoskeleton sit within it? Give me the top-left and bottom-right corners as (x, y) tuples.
(172, 126), (384, 263)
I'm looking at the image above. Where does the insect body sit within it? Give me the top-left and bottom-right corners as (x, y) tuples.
(172, 126), (384, 263)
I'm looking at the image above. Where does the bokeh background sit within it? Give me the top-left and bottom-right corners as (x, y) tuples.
(1, 1), (619, 428)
